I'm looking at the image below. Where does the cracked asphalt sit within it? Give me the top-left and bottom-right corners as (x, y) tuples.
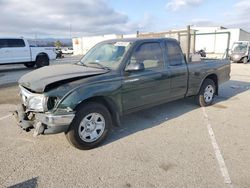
(0, 63), (250, 188)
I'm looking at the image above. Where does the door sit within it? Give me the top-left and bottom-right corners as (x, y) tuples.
(165, 41), (188, 99)
(7, 39), (30, 63)
(0, 39), (12, 64)
(122, 41), (171, 112)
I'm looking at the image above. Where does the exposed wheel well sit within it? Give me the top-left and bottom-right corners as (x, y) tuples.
(74, 96), (121, 127)
(204, 74), (218, 95)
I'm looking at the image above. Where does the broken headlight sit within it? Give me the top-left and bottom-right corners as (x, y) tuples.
(27, 95), (46, 112)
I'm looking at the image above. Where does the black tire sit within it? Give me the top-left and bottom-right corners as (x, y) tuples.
(24, 62), (35, 68)
(36, 55), (49, 68)
(243, 57), (248, 64)
(195, 78), (216, 107)
(65, 102), (112, 150)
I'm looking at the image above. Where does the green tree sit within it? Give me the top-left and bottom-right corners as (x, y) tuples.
(54, 40), (62, 48)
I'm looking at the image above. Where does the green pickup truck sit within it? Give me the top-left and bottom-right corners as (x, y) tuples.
(15, 38), (230, 149)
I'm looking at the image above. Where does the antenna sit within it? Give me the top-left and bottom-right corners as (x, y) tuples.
(35, 32), (38, 46)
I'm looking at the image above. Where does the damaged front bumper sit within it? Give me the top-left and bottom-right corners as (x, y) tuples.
(14, 104), (75, 136)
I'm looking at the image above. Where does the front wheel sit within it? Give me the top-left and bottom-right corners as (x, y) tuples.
(195, 78), (216, 107)
(65, 102), (112, 150)
(243, 57), (248, 64)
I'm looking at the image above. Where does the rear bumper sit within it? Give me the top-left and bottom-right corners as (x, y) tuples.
(14, 104), (75, 135)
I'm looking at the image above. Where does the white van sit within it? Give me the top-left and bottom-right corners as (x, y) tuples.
(229, 41), (250, 64)
(0, 38), (56, 68)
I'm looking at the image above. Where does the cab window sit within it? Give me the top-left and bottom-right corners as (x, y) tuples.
(7, 39), (25, 48)
(128, 42), (164, 70)
(0, 39), (8, 48)
(166, 41), (185, 66)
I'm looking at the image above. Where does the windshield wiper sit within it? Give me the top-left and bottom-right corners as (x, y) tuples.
(76, 61), (87, 66)
(87, 62), (110, 70)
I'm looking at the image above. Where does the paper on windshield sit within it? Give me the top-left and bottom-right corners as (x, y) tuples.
(114, 42), (130, 47)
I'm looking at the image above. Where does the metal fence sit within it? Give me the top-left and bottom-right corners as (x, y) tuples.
(138, 25), (230, 61)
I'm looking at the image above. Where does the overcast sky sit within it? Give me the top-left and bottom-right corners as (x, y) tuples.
(0, 0), (249, 38)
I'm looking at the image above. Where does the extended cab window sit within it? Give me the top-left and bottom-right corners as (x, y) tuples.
(166, 41), (185, 66)
(7, 39), (25, 48)
(129, 42), (164, 70)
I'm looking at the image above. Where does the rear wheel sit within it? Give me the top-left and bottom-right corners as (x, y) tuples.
(65, 102), (112, 150)
(36, 55), (49, 68)
(195, 78), (216, 107)
(24, 62), (35, 68)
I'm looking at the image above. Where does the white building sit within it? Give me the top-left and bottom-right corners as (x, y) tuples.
(192, 26), (250, 57)
(72, 26), (250, 58)
(72, 34), (137, 55)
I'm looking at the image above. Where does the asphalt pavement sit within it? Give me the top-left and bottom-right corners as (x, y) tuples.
(0, 62), (249, 188)
(0, 55), (82, 86)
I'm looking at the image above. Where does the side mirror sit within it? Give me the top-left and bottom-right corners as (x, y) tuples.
(125, 63), (145, 72)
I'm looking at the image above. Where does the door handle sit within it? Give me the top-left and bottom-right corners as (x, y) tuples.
(124, 78), (140, 83)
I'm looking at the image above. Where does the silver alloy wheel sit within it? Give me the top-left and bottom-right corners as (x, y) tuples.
(78, 113), (105, 143)
(204, 85), (215, 103)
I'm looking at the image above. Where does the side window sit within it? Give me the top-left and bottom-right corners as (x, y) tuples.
(7, 39), (25, 48)
(0, 39), (8, 48)
(166, 42), (185, 66)
(129, 42), (164, 70)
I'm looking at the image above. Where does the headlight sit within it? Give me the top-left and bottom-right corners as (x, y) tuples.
(27, 95), (46, 112)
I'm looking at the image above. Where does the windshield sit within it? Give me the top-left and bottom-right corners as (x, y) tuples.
(79, 42), (131, 70)
(232, 42), (248, 53)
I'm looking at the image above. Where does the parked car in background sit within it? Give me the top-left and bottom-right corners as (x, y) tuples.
(15, 38), (231, 150)
(229, 41), (250, 64)
(61, 47), (74, 54)
(0, 37), (56, 68)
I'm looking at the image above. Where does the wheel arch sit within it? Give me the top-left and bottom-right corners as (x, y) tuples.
(201, 74), (218, 95)
(74, 96), (121, 127)
(241, 55), (249, 63)
(241, 55), (248, 59)
(36, 52), (49, 61)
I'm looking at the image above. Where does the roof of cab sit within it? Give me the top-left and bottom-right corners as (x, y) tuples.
(100, 37), (178, 43)
(0, 37), (24, 39)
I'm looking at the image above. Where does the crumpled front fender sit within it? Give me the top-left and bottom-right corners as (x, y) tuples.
(55, 80), (122, 115)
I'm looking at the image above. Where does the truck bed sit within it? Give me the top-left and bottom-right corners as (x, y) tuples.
(186, 59), (231, 97)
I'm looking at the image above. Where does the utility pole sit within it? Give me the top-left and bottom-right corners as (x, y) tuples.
(186, 25), (191, 63)
(69, 24), (72, 39)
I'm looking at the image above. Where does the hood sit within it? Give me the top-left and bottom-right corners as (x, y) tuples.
(19, 64), (109, 93)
